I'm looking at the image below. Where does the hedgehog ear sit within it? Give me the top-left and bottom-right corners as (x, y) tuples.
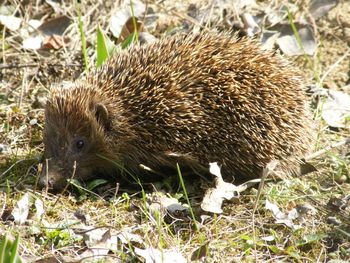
(95, 103), (110, 130)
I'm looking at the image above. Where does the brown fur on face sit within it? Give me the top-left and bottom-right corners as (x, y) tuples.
(41, 32), (314, 191)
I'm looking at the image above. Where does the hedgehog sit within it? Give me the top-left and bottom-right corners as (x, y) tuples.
(40, 32), (314, 191)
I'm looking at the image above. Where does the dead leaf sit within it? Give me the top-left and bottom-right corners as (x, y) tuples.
(117, 231), (143, 244)
(201, 162), (247, 214)
(34, 198), (44, 220)
(265, 199), (308, 230)
(12, 192), (31, 225)
(27, 19), (42, 31)
(0, 143), (9, 154)
(22, 36), (43, 50)
(45, 0), (64, 14)
(261, 30), (280, 50)
(41, 34), (70, 50)
(321, 89), (350, 128)
(82, 227), (119, 257)
(265, 7), (288, 26)
(236, 0), (257, 9)
(147, 193), (189, 219)
(118, 16), (144, 44)
(276, 25), (316, 56)
(110, 0), (145, 39)
(241, 13), (260, 37)
(135, 247), (186, 263)
(0, 15), (21, 31)
(191, 242), (209, 261)
(261, 235), (275, 242)
(38, 15), (72, 36)
(309, 0), (338, 20)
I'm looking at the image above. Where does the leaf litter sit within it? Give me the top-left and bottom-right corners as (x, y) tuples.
(1, 0), (350, 261)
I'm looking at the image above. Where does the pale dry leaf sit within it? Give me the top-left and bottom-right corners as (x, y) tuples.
(276, 25), (316, 56)
(266, 8), (287, 26)
(34, 198), (45, 220)
(148, 192), (189, 218)
(83, 227), (110, 247)
(0, 144), (9, 154)
(117, 231), (143, 244)
(236, 0), (257, 9)
(38, 15), (71, 36)
(0, 15), (21, 31)
(309, 0), (338, 20)
(82, 228), (119, 256)
(28, 19), (42, 31)
(22, 36), (43, 50)
(45, 0), (64, 13)
(109, 0), (145, 38)
(19, 20), (42, 41)
(261, 235), (275, 242)
(321, 89), (350, 128)
(12, 192), (31, 225)
(134, 247), (186, 263)
(242, 13), (260, 37)
(201, 162), (247, 214)
(265, 199), (301, 230)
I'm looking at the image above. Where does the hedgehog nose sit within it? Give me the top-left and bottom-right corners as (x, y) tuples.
(46, 178), (55, 189)
(38, 175), (52, 189)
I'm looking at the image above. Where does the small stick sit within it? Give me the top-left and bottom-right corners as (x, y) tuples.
(320, 48), (350, 84)
(33, 163), (42, 192)
(113, 182), (120, 200)
(305, 138), (350, 162)
(0, 63), (81, 70)
(45, 159), (49, 195)
(252, 160), (279, 260)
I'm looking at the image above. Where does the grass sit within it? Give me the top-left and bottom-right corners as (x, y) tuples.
(0, 0), (350, 261)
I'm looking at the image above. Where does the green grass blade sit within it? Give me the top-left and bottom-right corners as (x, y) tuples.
(77, 9), (88, 74)
(87, 178), (108, 191)
(286, 8), (320, 83)
(129, 0), (139, 45)
(121, 32), (136, 49)
(96, 25), (116, 67)
(0, 235), (10, 263)
(96, 25), (109, 67)
(9, 235), (21, 263)
(176, 163), (199, 232)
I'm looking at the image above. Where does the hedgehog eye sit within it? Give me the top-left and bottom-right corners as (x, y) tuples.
(75, 139), (85, 151)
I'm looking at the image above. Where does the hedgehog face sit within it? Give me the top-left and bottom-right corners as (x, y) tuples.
(39, 88), (114, 191)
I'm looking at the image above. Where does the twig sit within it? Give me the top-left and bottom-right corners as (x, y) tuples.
(320, 48), (350, 84)
(113, 182), (120, 200)
(305, 138), (350, 162)
(252, 160), (279, 260)
(155, 2), (204, 29)
(44, 158), (49, 195)
(34, 163), (42, 192)
(0, 63), (81, 70)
